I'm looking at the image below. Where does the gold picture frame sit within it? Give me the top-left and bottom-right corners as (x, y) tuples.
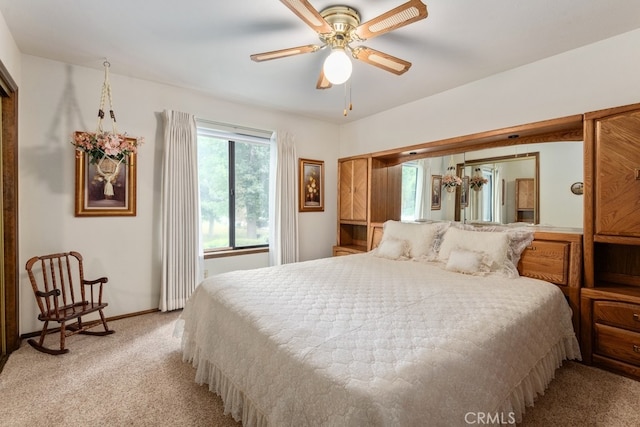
(299, 158), (324, 212)
(74, 148), (137, 217)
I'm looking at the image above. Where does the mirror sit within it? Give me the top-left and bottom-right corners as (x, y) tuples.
(458, 153), (538, 225)
(401, 141), (583, 228)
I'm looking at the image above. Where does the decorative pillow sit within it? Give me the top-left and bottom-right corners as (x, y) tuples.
(451, 223), (535, 276)
(373, 238), (409, 260)
(445, 249), (491, 275)
(438, 227), (510, 271)
(380, 220), (444, 260)
(439, 224), (534, 278)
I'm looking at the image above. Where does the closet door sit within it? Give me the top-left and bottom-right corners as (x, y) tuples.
(594, 109), (640, 238)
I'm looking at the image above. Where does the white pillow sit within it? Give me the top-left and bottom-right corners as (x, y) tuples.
(373, 238), (409, 260)
(380, 220), (440, 259)
(438, 227), (510, 272)
(449, 223), (535, 277)
(445, 249), (491, 275)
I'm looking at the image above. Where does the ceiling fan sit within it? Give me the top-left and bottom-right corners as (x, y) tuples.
(250, 0), (428, 89)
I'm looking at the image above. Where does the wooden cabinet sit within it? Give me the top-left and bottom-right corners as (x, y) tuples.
(582, 288), (640, 379)
(339, 158), (368, 222)
(593, 108), (640, 238)
(582, 102), (640, 380)
(515, 178), (534, 222)
(517, 231), (582, 336)
(335, 157), (370, 255)
(334, 223), (368, 255)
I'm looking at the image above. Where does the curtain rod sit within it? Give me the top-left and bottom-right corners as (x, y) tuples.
(197, 118), (274, 137)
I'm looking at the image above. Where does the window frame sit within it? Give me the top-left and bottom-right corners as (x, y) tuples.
(196, 121), (272, 257)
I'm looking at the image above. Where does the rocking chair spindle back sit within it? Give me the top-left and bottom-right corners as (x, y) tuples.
(25, 251), (114, 355)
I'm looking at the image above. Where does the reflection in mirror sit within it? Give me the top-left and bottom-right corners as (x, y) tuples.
(459, 153), (538, 225)
(400, 141), (583, 228)
(401, 154), (464, 222)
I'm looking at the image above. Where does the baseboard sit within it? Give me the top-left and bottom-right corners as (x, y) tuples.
(20, 308), (163, 339)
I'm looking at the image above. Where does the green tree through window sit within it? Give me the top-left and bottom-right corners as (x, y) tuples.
(197, 125), (271, 251)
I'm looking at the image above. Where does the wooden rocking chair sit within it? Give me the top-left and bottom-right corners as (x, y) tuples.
(25, 251), (115, 355)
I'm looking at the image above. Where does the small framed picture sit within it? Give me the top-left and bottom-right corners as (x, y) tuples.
(431, 175), (442, 210)
(460, 176), (469, 208)
(299, 158), (324, 212)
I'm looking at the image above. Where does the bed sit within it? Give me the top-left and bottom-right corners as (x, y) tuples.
(177, 221), (581, 426)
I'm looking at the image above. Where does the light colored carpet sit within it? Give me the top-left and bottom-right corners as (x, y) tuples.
(1, 311), (639, 426)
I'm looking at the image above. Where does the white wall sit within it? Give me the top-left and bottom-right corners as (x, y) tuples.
(17, 55), (339, 333)
(338, 28), (640, 157)
(0, 9), (20, 86)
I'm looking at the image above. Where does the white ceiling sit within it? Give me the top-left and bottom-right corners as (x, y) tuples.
(1, 0), (640, 123)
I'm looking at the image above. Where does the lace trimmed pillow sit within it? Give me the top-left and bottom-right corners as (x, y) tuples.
(379, 220), (446, 260)
(445, 249), (492, 276)
(450, 222), (535, 277)
(438, 227), (509, 271)
(373, 237), (410, 260)
(437, 225), (533, 278)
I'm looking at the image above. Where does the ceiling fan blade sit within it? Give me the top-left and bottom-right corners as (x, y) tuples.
(354, 0), (428, 41)
(280, 0), (333, 34)
(250, 44), (322, 62)
(352, 46), (412, 75)
(316, 69), (332, 90)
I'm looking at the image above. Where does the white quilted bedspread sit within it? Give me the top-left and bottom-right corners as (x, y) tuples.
(178, 253), (580, 426)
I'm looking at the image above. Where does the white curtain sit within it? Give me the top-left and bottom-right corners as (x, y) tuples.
(414, 158), (431, 220)
(269, 131), (299, 266)
(159, 110), (202, 311)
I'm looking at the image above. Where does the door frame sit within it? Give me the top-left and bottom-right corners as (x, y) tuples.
(0, 59), (19, 357)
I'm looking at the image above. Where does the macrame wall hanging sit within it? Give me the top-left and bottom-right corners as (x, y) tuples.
(72, 60), (143, 217)
(442, 156), (462, 194)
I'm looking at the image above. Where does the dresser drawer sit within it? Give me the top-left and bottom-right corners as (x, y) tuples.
(594, 301), (640, 333)
(518, 240), (569, 285)
(332, 246), (365, 256)
(595, 323), (640, 366)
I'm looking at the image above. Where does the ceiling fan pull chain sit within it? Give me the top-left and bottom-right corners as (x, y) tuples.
(343, 81), (348, 116)
(343, 80), (354, 117)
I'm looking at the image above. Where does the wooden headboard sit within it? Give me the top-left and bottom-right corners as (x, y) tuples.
(368, 222), (385, 251)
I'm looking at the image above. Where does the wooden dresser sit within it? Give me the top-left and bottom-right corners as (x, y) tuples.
(581, 287), (640, 379)
(581, 102), (640, 380)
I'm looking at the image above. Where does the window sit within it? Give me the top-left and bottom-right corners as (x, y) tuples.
(401, 162), (418, 221)
(197, 122), (272, 252)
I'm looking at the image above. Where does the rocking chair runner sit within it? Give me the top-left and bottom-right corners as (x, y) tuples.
(25, 251), (114, 355)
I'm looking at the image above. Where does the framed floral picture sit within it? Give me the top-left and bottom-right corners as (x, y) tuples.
(431, 175), (442, 210)
(299, 158), (324, 212)
(74, 149), (137, 217)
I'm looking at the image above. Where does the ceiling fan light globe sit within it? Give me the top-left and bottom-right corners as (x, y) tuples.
(323, 49), (352, 85)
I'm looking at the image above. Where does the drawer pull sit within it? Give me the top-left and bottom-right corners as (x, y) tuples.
(634, 345), (640, 354)
(634, 313), (640, 322)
